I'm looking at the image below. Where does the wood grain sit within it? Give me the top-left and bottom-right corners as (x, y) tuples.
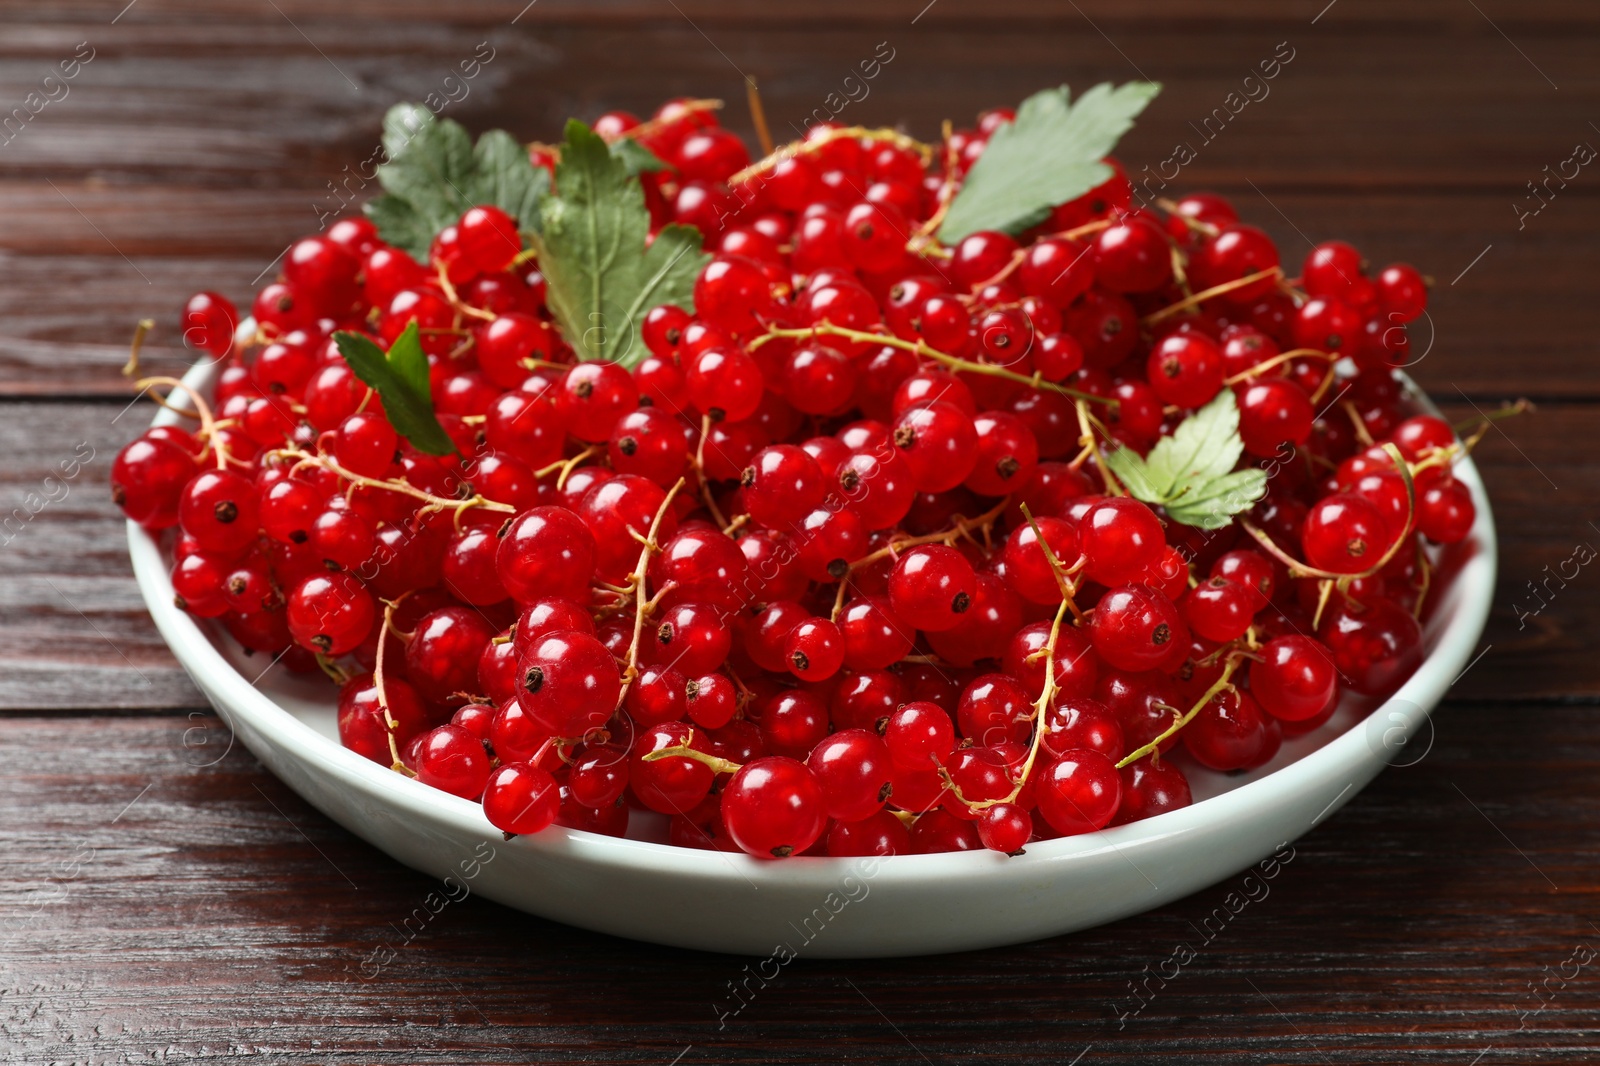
(0, 0), (1597, 1061)
(1, 710), (1595, 1064)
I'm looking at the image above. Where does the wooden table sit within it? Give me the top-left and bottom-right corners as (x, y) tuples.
(3, 1), (1597, 1061)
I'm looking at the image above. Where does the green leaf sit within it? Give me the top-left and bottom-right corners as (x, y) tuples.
(609, 136), (669, 176)
(1101, 390), (1266, 528)
(531, 119), (709, 368)
(332, 323), (456, 457)
(1165, 469), (1268, 530)
(1143, 388), (1247, 498)
(363, 103), (549, 260)
(939, 81), (1162, 244)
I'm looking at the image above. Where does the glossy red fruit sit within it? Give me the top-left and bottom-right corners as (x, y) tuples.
(1035, 749), (1122, 836)
(722, 757), (828, 858)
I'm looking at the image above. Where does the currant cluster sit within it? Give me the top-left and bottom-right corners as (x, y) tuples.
(113, 95), (1479, 860)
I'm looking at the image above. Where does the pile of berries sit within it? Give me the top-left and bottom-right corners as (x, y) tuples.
(112, 96), (1481, 860)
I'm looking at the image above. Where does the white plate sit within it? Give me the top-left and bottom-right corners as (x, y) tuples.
(129, 355), (1495, 957)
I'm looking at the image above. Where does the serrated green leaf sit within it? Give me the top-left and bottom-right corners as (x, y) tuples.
(939, 81), (1162, 244)
(364, 103), (548, 260)
(1102, 444), (1164, 503)
(1164, 469), (1268, 529)
(1102, 391), (1264, 528)
(1143, 389), (1246, 498)
(333, 323), (456, 457)
(531, 119), (709, 368)
(609, 136), (669, 176)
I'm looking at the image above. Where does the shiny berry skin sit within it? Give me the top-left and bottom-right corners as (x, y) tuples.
(1019, 236), (1095, 307)
(965, 410), (1039, 497)
(337, 674), (429, 765)
(1079, 496), (1165, 586)
(1182, 576), (1257, 643)
(883, 700), (956, 772)
(455, 205), (521, 275)
(1001, 516), (1078, 604)
(283, 236), (361, 314)
(684, 672), (737, 729)
(180, 291), (239, 356)
(838, 596), (915, 670)
(1036, 749), (1122, 836)
(827, 810), (910, 857)
(722, 757), (828, 858)
(976, 803), (1032, 853)
(1302, 240), (1363, 299)
(1238, 378), (1314, 457)
(806, 728), (893, 822)
(1093, 216), (1172, 293)
(653, 528), (747, 610)
(893, 372), (974, 420)
(1417, 477), (1475, 544)
(1376, 262), (1427, 323)
(957, 673), (1032, 747)
(1115, 756), (1192, 825)
(626, 661), (693, 726)
(759, 688), (830, 761)
(1189, 224), (1280, 302)
(1184, 688), (1278, 772)
(1252, 635), (1338, 722)
(892, 401), (978, 493)
(1293, 297), (1362, 354)
(111, 436), (195, 529)
(781, 344), (856, 415)
(1004, 621), (1100, 702)
(482, 762), (561, 835)
(557, 361), (635, 442)
(179, 469), (259, 554)
(630, 721), (716, 814)
(414, 723), (492, 799)
(1042, 697), (1125, 762)
(405, 607), (496, 705)
(648, 601), (731, 676)
(1301, 492), (1391, 574)
(909, 807), (981, 853)
(476, 312), (558, 389)
(286, 572), (375, 655)
(333, 411), (398, 480)
(1212, 550), (1275, 611)
(1147, 333), (1224, 409)
(492, 502), (595, 601)
(608, 406), (689, 487)
(837, 449), (916, 532)
(740, 444), (826, 529)
(1318, 596), (1422, 696)
(439, 524), (508, 606)
(1390, 415), (1454, 462)
(784, 617), (845, 682)
(519, 629), (621, 737)
(888, 544), (976, 633)
(694, 255), (770, 336)
(1091, 586), (1186, 673)
(578, 474), (675, 585)
(949, 230), (1019, 287)
(842, 201), (909, 273)
(687, 347), (764, 422)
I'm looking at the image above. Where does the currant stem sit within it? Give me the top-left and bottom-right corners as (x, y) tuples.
(122, 318), (156, 378)
(374, 591), (417, 777)
(1116, 654), (1246, 769)
(615, 477), (688, 709)
(728, 125), (933, 186)
(272, 447), (515, 517)
(750, 323), (1110, 406)
(1221, 348), (1338, 387)
(846, 496), (1009, 573)
(639, 742), (744, 776)
(535, 444), (602, 490)
(137, 375), (229, 471)
(1141, 266), (1284, 327)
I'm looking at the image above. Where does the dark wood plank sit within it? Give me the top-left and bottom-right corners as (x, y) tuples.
(0, 398), (1590, 710)
(1, 708), (1594, 1064)
(0, 1), (1596, 397)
